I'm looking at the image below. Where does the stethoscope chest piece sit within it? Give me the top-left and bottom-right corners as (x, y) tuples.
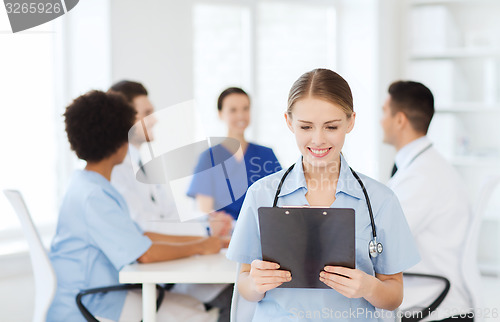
(369, 237), (383, 258)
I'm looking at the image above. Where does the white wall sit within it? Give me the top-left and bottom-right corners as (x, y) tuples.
(108, 0), (383, 179)
(336, 0), (379, 178)
(0, 255), (34, 322)
(110, 0), (194, 109)
(375, 0), (405, 181)
(0, 1), (113, 320)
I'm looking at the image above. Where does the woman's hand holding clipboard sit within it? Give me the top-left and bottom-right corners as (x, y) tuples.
(247, 260), (292, 294)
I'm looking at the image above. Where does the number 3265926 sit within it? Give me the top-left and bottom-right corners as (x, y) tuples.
(5, 2), (62, 14)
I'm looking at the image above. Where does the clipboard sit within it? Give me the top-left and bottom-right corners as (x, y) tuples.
(258, 207), (355, 289)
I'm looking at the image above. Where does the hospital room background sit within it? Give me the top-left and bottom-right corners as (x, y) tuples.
(1, 0), (499, 320)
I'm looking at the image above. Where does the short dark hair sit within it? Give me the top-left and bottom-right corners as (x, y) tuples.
(388, 81), (434, 134)
(217, 87), (249, 111)
(109, 80), (148, 103)
(64, 90), (137, 162)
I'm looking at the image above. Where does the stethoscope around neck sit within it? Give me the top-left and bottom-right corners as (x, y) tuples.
(272, 162), (383, 258)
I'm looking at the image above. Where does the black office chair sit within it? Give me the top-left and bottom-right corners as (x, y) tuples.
(76, 284), (165, 322)
(400, 273), (450, 322)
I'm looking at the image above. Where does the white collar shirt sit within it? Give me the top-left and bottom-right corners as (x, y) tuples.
(111, 145), (180, 234)
(394, 136), (432, 172)
(388, 136), (473, 320)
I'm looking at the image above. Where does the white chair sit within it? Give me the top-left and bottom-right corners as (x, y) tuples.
(230, 263), (256, 322)
(3, 189), (57, 322)
(4, 190), (166, 322)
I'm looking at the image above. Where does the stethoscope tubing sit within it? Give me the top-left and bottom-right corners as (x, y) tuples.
(272, 159), (382, 258)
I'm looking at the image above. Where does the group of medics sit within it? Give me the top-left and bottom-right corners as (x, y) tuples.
(46, 68), (474, 322)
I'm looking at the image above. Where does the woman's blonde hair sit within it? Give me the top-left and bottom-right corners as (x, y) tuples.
(287, 68), (353, 118)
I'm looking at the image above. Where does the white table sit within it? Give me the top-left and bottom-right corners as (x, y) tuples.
(119, 251), (237, 322)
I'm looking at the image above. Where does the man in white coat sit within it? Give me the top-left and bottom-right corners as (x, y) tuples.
(380, 81), (474, 321)
(109, 80), (232, 321)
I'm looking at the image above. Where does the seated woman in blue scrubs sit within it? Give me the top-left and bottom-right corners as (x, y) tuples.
(226, 69), (421, 321)
(187, 87), (281, 236)
(47, 90), (221, 322)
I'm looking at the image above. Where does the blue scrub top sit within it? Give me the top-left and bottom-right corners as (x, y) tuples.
(187, 142), (281, 219)
(226, 155), (420, 321)
(47, 170), (152, 322)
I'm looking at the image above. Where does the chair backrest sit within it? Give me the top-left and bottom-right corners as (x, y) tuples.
(3, 190), (57, 322)
(230, 262), (256, 322)
(461, 175), (500, 319)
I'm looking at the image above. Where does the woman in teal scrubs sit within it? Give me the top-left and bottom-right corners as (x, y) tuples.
(48, 90), (221, 321)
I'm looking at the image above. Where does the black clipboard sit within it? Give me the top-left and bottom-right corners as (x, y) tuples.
(258, 207), (355, 289)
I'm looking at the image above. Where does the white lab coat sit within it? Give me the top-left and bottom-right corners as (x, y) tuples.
(111, 145), (226, 303)
(111, 145), (179, 233)
(388, 136), (473, 320)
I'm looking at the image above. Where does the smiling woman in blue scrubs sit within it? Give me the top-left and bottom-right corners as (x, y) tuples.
(226, 69), (421, 321)
(187, 88), (281, 236)
(47, 90), (221, 322)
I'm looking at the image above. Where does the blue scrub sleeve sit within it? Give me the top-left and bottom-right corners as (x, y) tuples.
(371, 193), (421, 275)
(226, 187), (262, 264)
(187, 149), (216, 198)
(268, 150), (282, 173)
(85, 190), (152, 271)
